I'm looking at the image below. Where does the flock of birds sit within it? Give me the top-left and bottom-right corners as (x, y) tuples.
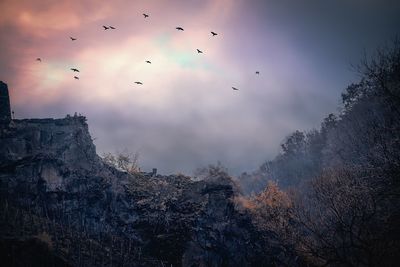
(35, 13), (260, 91)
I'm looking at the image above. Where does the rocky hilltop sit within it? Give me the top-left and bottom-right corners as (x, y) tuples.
(0, 82), (282, 267)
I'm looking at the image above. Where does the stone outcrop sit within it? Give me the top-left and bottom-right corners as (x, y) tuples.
(0, 81), (11, 123)
(0, 82), (281, 266)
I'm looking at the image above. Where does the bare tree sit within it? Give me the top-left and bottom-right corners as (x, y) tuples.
(294, 167), (399, 266)
(193, 161), (229, 180)
(102, 150), (140, 174)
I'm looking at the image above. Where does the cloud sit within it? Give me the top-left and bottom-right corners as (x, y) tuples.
(1, 0), (400, 175)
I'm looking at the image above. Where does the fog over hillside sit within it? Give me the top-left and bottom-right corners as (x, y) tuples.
(1, 0), (399, 174)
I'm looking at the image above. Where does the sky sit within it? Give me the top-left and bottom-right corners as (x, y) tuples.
(1, 0), (399, 175)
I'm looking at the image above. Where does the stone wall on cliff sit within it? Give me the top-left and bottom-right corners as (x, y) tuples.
(0, 81), (11, 122)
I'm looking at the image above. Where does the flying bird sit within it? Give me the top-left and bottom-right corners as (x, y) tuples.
(70, 68), (80, 72)
(103, 26), (109, 30)
(143, 13), (149, 18)
(176, 27), (184, 31)
(256, 71), (260, 75)
(70, 37), (77, 41)
(134, 82), (143, 85)
(74, 76), (79, 80)
(197, 49), (203, 54)
(109, 26), (116, 29)
(145, 60), (151, 64)
(211, 31), (218, 36)
(232, 87), (239, 91)
(36, 58), (41, 62)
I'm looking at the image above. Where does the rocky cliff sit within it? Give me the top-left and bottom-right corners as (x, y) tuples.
(0, 83), (283, 267)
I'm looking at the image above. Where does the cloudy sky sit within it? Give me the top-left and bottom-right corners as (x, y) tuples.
(1, 0), (399, 175)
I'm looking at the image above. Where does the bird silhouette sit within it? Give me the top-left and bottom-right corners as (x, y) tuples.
(103, 26), (109, 30)
(197, 49), (203, 53)
(70, 37), (77, 41)
(134, 82), (143, 85)
(232, 87), (239, 91)
(109, 26), (116, 29)
(143, 13), (149, 18)
(71, 68), (80, 72)
(36, 58), (41, 62)
(74, 76), (79, 80)
(176, 27), (184, 31)
(211, 31), (218, 36)
(145, 60), (151, 64)
(256, 71), (260, 75)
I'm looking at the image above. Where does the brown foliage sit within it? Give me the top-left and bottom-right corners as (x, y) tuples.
(237, 182), (303, 265)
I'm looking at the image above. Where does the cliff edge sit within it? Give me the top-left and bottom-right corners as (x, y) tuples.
(0, 82), (279, 266)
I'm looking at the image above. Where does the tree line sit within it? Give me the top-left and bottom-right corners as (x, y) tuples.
(237, 40), (400, 266)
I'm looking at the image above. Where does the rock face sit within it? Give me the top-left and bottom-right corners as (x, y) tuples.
(0, 81), (11, 123)
(0, 83), (277, 266)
